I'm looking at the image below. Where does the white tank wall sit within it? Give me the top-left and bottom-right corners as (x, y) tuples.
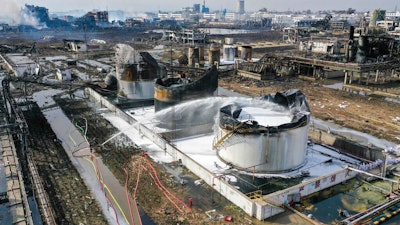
(217, 125), (309, 172)
(118, 80), (154, 99)
(223, 45), (236, 61)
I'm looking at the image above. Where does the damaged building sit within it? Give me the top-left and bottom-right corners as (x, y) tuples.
(115, 44), (165, 100)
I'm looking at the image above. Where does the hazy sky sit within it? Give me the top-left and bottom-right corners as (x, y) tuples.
(4, 0), (400, 13)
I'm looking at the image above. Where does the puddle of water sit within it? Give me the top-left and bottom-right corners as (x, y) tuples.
(301, 178), (392, 224)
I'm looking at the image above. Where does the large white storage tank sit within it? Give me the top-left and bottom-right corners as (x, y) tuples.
(213, 90), (311, 173)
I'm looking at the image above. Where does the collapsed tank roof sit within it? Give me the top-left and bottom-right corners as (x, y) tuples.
(215, 90), (311, 173)
(218, 89), (310, 134)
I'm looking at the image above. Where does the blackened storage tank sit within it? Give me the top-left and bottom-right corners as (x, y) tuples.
(154, 66), (218, 112)
(115, 44), (162, 99)
(213, 90), (311, 173)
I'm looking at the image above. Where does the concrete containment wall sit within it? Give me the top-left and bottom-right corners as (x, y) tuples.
(85, 87), (360, 221)
(309, 127), (384, 161)
(86, 88), (117, 113)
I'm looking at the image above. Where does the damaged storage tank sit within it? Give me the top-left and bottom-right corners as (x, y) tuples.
(213, 90), (311, 173)
(154, 66), (218, 111)
(115, 44), (164, 99)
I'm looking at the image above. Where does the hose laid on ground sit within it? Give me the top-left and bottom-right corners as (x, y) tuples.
(124, 167), (142, 225)
(73, 120), (132, 225)
(140, 154), (191, 213)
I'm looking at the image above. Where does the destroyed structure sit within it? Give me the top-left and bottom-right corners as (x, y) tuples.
(115, 44), (165, 100)
(154, 66), (218, 111)
(238, 26), (400, 90)
(161, 29), (208, 44)
(214, 90), (311, 173)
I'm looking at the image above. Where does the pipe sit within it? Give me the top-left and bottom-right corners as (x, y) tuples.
(346, 166), (399, 184)
(345, 197), (400, 224)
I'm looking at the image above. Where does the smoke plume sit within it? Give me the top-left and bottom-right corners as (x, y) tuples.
(0, 1), (43, 28)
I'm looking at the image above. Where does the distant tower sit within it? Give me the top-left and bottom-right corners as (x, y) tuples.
(201, 0), (209, 13)
(193, 4), (200, 13)
(237, 0), (245, 14)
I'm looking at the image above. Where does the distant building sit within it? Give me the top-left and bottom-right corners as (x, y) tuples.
(376, 20), (398, 31)
(386, 11), (400, 20)
(64, 15), (75, 23)
(299, 40), (341, 55)
(97, 11), (109, 23)
(237, 0), (245, 14)
(171, 13), (184, 20)
(295, 19), (319, 28)
(193, 4), (201, 13)
(82, 10), (109, 26)
(225, 13), (237, 21)
(202, 5), (209, 13)
(329, 20), (347, 31)
(0, 24), (10, 32)
(157, 12), (170, 19)
(369, 9), (386, 27)
(203, 13), (218, 20)
(124, 18), (146, 27)
(272, 14), (294, 26)
(24, 4), (50, 25)
(86, 11), (109, 23)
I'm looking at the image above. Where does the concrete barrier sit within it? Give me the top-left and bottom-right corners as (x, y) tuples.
(309, 127), (384, 161)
